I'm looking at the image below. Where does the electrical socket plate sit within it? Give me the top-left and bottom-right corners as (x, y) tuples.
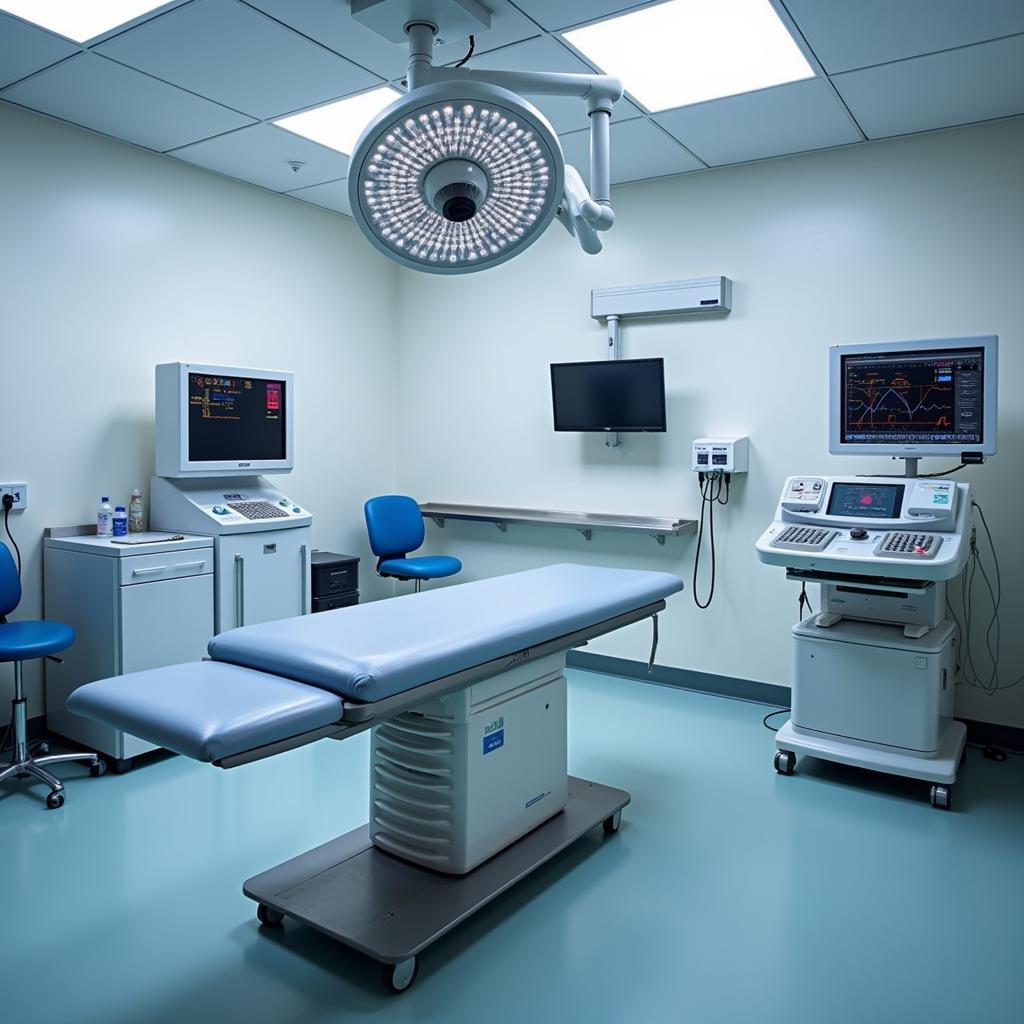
(0, 483), (27, 510)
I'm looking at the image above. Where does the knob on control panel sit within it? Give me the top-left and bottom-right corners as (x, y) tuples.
(850, 527), (868, 540)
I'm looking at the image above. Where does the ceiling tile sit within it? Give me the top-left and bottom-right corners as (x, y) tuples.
(0, 12), (78, 88)
(560, 117), (703, 184)
(655, 78), (861, 166)
(511, 0), (658, 32)
(833, 34), (1024, 139)
(0, 52), (254, 151)
(286, 177), (352, 217)
(95, 0), (381, 119)
(169, 122), (350, 191)
(470, 36), (642, 133)
(785, 0), (1024, 75)
(245, 0), (540, 80)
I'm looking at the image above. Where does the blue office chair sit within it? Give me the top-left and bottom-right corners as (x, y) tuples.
(0, 543), (104, 808)
(364, 495), (462, 593)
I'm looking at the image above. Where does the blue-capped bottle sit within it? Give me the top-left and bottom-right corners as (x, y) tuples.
(112, 505), (129, 538)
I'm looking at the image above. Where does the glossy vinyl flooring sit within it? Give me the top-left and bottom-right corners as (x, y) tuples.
(2, 668), (1022, 1024)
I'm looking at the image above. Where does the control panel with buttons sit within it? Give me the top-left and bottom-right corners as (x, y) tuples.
(755, 475), (971, 581)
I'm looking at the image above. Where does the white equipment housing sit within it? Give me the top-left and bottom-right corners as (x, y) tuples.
(756, 474), (972, 804)
(691, 436), (749, 474)
(591, 277), (732, 319)
(370, 654), (568, 874)
(151, 476), (312, 633)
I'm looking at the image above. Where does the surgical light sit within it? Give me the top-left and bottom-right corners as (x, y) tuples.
(346, 6), (623, 275)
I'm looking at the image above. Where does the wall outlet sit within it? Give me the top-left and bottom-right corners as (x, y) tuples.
(0, 482), (28, 510)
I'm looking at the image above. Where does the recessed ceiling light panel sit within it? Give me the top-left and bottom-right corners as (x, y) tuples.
(563, 0), (814, 113)
(348, 81), (564, 274)
(274, 87), (402, 156)
(0, 0), (174, 43)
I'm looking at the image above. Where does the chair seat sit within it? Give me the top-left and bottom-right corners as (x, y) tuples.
(378, 556), (462, 581)
(0, 620), (75, 662)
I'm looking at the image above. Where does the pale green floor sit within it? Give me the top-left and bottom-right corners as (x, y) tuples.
(2, 669), (1023, 1024)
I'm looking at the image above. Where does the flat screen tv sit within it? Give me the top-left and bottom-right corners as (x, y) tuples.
(551, 358), (666, 433)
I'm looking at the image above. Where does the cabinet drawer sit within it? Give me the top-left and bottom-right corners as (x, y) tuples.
(119, 550), (213, 585)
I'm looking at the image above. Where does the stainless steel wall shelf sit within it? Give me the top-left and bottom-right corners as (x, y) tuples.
(419, 503), (696, 545)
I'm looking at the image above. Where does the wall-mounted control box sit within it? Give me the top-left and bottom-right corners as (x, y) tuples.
(691, 438), (749, 474)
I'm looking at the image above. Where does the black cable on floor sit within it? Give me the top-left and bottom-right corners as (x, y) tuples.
(763, 708), (790, 732)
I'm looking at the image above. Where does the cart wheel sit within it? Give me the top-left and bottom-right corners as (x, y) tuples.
(929, 784), (952, 810)
(37, 741), (50, 755)
(90, 760), (107, 778)
(602, 811), (621, 836)
(774, 750), (796, 776)
(383, 957), (418, 994)
(256, 904), (284, 927)
(46, 790), (65, 809)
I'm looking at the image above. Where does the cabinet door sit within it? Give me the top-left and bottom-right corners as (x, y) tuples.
(218, 528), (310, 630)
(119, 574), (215, 757)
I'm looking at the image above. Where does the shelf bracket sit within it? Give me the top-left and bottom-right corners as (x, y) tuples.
(430, 516), (446, 528)
(577, 528), (594, 542)
(652, 534), (666, 546)
(495, 521), (508, 533)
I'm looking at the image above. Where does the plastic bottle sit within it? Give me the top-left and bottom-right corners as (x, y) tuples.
(113, 506), (129, 538)
(129, 488), (145, 533)
(97, 497), (114, 537)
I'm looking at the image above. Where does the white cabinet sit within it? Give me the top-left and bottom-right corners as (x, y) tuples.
(44, 533), (215, 768)
(214, 527), (311, 632)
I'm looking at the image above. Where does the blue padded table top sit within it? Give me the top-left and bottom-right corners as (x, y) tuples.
(209, 564), (683, 703)
(67, 661), (344, 763)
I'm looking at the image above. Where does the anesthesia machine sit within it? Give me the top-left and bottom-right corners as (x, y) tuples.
(756, 335), (998, 809)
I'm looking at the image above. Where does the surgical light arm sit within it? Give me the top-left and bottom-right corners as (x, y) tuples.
(424, 63), (624, 254)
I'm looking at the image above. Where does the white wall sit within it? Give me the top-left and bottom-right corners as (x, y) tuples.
(0, 102), (399, 724)
(395, 117), (1024, 729)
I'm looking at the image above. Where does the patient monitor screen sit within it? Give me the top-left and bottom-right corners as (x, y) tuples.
(187, 373), (287, 462)
(827, 482), (905, 519)
(839, 346), (985, 446)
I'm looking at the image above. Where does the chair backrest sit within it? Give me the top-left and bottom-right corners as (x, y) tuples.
(364, 495), (425, 558)
(0, 543), (21, 619)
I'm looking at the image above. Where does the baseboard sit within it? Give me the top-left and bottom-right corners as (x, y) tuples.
(567, 651), (790, 708)
(567, 651), (1024, 754)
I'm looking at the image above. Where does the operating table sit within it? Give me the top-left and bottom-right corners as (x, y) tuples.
(69, 563), (683, 992)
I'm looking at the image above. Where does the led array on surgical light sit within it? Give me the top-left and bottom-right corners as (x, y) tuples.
(345, 11), (622, 275)
(362, 101), (554, 267)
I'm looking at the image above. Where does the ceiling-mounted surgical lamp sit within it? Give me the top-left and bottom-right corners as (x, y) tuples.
(347, 7), (623, 275)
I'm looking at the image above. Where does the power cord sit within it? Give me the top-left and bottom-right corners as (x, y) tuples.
(692, 470), (730, 609)
(945, 499), (1021, 695)
(2, 494), (20, 578)
(797, 581), (815, 619)
(454, 34), (475, 67)
(763, 708), (790, 732)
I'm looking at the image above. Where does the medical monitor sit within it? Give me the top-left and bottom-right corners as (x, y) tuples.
(551, 358), (666, 433)
(828, 336), (997, 457)
(155, 362), (294, 477)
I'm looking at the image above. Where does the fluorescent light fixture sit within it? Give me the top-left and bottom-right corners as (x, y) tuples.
(563, 0), (814, 112)
(274, 87), (402, 156)
(0, 0), (172, 42)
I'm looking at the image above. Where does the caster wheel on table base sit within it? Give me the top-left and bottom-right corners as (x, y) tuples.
(383, 957), (418, 994)
(929, 784), (952, 810)
(90, 760), (107, 778)
(256, 904), (284, 927)
(774, 750), (796, 776)
(46, 790), (65, 809)
(602, 811), (621, 836)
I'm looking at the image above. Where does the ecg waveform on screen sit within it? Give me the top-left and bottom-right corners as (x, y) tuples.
(845, 369), (955, 434)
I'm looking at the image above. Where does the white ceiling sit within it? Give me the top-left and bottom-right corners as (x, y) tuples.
(2, 0), (1023, 220)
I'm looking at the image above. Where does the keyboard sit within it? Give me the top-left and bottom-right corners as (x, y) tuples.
(227, 501), (290, 520)
(771, 526), (838, 552)
(878, 532), (942, 559)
